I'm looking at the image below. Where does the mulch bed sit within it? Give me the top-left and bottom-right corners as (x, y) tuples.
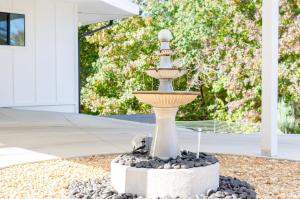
(0, 154), (299, 199)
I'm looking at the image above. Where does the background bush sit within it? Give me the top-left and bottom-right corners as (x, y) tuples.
(79, 0), (300, 133)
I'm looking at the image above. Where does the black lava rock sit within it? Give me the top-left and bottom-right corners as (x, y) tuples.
(113, 151), (219, 169)
(68, 176), (256, 199)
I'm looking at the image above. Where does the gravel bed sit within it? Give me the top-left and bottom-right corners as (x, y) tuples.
(68, 175), (256, 199)
(0, 154), (299, 199)
(113, 151), (218, 169)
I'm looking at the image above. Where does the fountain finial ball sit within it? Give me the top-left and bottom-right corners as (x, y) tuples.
(158, 29), (172, 42)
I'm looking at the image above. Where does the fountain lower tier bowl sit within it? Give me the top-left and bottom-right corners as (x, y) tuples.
(111, 161), (219, 198)
(146, 68), (186, 79)
(133, 91), (199, 108)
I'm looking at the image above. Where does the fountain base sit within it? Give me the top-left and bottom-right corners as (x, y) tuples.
(111, 161), (219, 198)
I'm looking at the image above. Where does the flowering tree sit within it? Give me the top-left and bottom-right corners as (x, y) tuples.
(80, 0), (299, 126)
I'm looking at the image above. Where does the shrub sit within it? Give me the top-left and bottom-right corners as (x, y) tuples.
(80, 0), (300, 127)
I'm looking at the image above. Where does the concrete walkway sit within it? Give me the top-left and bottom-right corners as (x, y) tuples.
(0, 108), (299, 168)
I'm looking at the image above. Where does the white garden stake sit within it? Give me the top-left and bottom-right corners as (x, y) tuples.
(197, 128), (202, 159)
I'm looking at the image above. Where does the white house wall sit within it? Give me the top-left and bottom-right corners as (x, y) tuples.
(0, 0), (78, 113)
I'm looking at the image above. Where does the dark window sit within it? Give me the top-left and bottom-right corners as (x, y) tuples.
(0, 12), (25, 46)
(0, 12), (8, 45)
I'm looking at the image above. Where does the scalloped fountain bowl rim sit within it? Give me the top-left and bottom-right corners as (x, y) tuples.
(133, 91), (199, 95)
(133, 91), (199, 108)
(146, 68), (185, 71)
(146, 68), (186, 79)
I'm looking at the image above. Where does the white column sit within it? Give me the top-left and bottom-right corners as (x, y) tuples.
(261, 0), (279, 156)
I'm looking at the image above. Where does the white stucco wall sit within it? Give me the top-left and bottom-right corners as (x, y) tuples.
(0, 0), (78, 113)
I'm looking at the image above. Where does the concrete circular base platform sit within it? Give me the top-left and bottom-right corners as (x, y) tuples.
(111, 161), (220, 198)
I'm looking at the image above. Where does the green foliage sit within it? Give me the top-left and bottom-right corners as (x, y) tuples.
(278, 98), (300, 134)
(80, 0), (300, 126)
(79, 26), (99, 86)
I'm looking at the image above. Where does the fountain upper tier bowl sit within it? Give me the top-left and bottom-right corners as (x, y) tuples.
(133, 91), (199, 108)
(146, 68), (186, 79)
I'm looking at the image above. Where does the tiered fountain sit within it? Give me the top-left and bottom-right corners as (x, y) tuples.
(68, 29), (257, 199)
(110, 30), (220, 198)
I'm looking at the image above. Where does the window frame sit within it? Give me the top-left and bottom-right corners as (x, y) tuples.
(0, 12), (25, 46)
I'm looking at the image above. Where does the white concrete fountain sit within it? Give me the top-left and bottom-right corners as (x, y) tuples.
(111, 29), (219, 198)
(134, 29), (199, 159)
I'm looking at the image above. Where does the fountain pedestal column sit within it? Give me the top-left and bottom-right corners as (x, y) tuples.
(158, 79), (173, 91)
(151, 107), (178, 159)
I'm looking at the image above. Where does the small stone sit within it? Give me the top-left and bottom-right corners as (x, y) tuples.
(71, 189), (79, 195)
(173, 164), (181, 169)
(113, 196), (124, 199)
(238, 193), (247, 199)
(130, 162), (136, 167)
(214, 191), (225, 198)
(248, 191), (257, 199)
(231, 195), (238, 199)
(206, 189), (215, 196)
(158, 165), (164, 169)
(163, 163), (171, 169)
(125, 193), (133, 197)
(119, 160), (125, 165)
(76, 193), (84, 198)
(194, 162), (202, 167)
(224, 189), (234, 196)
(181, 164), (188, 169)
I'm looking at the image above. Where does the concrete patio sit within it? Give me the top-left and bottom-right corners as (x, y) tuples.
(0, 108), (299, 168)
